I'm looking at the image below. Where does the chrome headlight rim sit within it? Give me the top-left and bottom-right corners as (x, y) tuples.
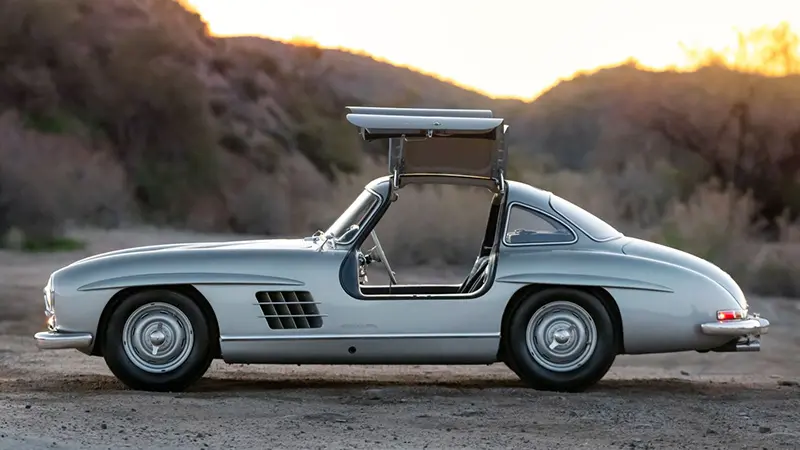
(43, 275), (55, 318)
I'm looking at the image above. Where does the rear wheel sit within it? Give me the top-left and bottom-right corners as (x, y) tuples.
(102, 290), (214, 392)
(506, 287), (616, 392)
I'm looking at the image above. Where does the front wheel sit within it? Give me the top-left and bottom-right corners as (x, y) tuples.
(102, 290), (214, 392)
(506, 288), (617, 392)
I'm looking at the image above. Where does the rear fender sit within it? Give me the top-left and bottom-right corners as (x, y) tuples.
(496, 249), (742, 353)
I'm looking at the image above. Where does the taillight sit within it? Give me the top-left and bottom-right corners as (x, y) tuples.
(717, 310), (747, 321)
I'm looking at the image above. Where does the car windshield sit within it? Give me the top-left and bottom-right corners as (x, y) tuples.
(324, 189), (379, 242)
(549, 195), (622, 242)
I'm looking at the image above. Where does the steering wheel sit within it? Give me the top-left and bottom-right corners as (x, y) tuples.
(369, 230), (398, 285)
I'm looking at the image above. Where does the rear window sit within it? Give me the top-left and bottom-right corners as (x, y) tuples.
(504, 205), (576, 245)
(549, 195), (622, 242)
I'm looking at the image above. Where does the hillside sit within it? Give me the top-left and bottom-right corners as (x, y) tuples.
(228, 35), (800, 206)
(4, 0), (800, 295)
(227, 36), (525, 111)
(510, 63), (800, 169)
(0, 0), (520, 241)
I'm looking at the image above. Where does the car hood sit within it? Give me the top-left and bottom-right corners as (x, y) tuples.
(621, 237), (747, 308)
(72, 238), (316, 265)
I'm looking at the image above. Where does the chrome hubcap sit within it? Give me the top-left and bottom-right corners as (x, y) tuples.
(122, 302), (194, 374)
(150, 330), (167, 346)
(553, 328), (571, 344)
(526, 301), (597, 372)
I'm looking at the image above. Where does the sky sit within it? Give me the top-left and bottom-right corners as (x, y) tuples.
(185, 0), (798, 100)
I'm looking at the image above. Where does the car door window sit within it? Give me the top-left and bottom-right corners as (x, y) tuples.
(504, 204), (576, 245)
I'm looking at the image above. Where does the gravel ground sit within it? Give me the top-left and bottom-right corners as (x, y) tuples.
(1, 228), (799, 449)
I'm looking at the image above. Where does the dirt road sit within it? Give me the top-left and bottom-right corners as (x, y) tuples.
(1, 228), (799, 449)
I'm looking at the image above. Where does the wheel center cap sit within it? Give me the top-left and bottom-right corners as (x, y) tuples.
(553, 328), (571, 344)
(149, 329), (167, 346)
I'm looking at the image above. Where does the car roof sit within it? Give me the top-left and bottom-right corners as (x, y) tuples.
(364, 176), (553, 206)
(505, 179), (553, 206)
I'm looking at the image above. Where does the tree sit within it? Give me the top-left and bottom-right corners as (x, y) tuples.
(647, 24), (800, 233)
(681, 21), (800, 76)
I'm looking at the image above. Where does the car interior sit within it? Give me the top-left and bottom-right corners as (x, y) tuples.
(340, 189), (505, 298)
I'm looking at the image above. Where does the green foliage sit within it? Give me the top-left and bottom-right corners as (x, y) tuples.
(295, 116), (361, 178)
(22, 109), (85, 134)
(20, 236), (85, 253)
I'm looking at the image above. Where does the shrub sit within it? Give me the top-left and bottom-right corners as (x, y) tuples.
(0, 111), (132, 247)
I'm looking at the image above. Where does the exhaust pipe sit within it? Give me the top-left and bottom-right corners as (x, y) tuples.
(707, 337), (761, 353)
(735, 338), (761, 352)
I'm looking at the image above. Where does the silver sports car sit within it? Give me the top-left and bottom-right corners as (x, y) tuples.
(34, 106), (769, 392)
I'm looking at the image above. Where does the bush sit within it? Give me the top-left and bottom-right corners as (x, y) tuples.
(0, 0), (222, 225)
(0, 111), (132, 246)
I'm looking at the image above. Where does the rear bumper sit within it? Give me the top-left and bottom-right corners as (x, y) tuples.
(700, 316), (770, 336)
(34, 331), (93, 350)
(700, 315), (769, 353)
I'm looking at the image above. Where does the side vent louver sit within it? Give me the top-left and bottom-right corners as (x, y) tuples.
(255, 291), (324, 330)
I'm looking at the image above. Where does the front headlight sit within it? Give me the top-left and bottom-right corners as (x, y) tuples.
(43, 276), (55, 317)
(43, 275), (57, 330)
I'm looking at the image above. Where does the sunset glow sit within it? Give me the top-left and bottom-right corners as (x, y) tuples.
(185, 0), (798, 100)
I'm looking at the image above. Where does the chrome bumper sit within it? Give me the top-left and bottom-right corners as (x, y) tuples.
(700, 315), (769, 352)
(34, 331), (93, 350)
(700, 316), (770, 336)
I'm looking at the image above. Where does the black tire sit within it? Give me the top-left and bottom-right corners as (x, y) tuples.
(102, 289), (214, 392)
(503, 354), (525, 380)
(506, 287), (616, 392)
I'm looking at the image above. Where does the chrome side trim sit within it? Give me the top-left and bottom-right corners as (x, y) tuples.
(220, 332), (500, 342)
(700, 317), (770, 336)
(34, 331), (93, 350)
(78, 273), (305, 291)
(495, 272), (674, 293)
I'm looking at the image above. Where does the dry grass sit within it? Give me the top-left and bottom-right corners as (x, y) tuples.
(0, 111), (133, 247)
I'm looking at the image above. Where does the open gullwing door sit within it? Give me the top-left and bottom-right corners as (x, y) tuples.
(345, 106), (509, 191)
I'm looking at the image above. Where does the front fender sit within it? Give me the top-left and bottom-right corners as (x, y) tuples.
(50, 249), (309, 338)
